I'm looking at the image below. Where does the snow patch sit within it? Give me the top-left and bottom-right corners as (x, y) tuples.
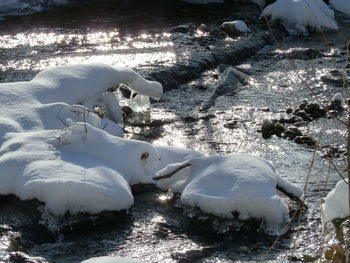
(330, 0), (350, 15)
(323, 180), (349, 223)
(262, 0), (338, 35)
(154, 153), (302, 232)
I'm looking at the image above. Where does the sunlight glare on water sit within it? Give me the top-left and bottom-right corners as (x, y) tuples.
(0, 29), (176, 72)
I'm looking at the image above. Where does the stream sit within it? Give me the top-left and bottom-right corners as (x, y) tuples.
(0, 0), (349, 262)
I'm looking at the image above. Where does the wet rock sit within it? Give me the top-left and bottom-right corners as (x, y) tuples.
(295, 110), (312, 122)
(202, 67), (248, 110)
(303, 102), (326, 119)
(321, 71), (348, 87)
(279, 116), (303, 124)
(197, 23), (212, 34)
(327, 110), (339, 118)
(285, 48), (322, 60)
(294, 135), (317, 147)
(224, 121), (238, 129)
(122, 106), (134, 117)
(170, 25), (190, 34)
(298, 99), (309, 110)
(183, 115), (198, 122)
(9, 252), (47, 263)
(322, 146), (345, 158)
(286, 107), (293, 114)
(282, 129), (298, 140)
(261, 119), (277, 139)
(274, 123), (286, 136)
(147, 32), (269, 90)
(328, 93), (344, 112)
(289, 127), (302, 136)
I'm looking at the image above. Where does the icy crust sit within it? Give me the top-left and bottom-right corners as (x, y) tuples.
(82, 256), (147, 263)
(155, 154), (303, 231)
(262, 0), (339, 35)
(323, 180), (349, 224)
(330, 0), (350, 15)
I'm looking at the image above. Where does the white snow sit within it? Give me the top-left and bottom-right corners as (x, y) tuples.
(82, 256), (147, 263)
(0, 62), (303, 232)
(330, 0), (350, 15)
(154, 153), (302, 232)
(221, 20), (251, 34)
(0, 63), (165, 215)
(323, 180), (349, 223)
(262, 0), (339, 35)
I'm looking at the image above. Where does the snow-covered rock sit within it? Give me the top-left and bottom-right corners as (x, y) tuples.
(154, 153), (303, 232)
(82, 256), (147, 263)
(221, 20), (251, 35)
(0, 63), (165, 215)
(262, 0), (339, 35)
(0, 63), (163, 143)
(330, 0), (350, 15)
(322, 180), (349, 223)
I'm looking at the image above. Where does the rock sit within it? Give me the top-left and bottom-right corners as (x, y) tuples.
(286, 107), (293, 114)
(220, 20), (251, 36)
(285, 48), (322, 60)
(9, 252), (46, 263)
(327, 110), (339, 118)
(197, 23), (212, 34)
(261, 119), (277, 139)
(224, 121), (238, 129)
(328, 92), (344, 112)
(279, 116), (303, 124)
(321, 73), (347, 87)
(170, 25), (190, 34)
(294, 135), (316, 146)
(282, 129), (297, 140)
(295, 110), (312, 122)
(304, 102), (326, 118)
(289, 127), (302, 136)
(274, 122), (286, 136)
(298, 99), (309, 110)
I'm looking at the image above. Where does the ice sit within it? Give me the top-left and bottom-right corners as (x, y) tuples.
(323, 180), (349, 223)
(262, 0), (339, 35)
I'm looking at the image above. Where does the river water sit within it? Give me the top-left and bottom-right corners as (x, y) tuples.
(0, 1), (349, 262)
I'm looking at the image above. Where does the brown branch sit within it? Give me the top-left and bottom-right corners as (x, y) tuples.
(153, 163), (191, 181)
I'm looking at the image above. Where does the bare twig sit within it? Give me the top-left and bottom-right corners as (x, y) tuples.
(153, 163), (191, 181)
(57, 117), (69, 128)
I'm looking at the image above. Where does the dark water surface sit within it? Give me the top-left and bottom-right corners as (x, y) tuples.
(0, 1), (349, 262)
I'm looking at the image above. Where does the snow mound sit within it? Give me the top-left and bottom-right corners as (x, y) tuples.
(82, 256), (147, 263)
(0, 63), (165, 215)
(330, 0), (350, 15)
(322, 180), (349, 223)
(262, 0), (339, 35)
(0, 123), (166, 215)
(154, 153), (302, 232)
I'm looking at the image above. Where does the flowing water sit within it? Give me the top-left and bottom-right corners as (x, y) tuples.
(0, 1), (349, 262)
